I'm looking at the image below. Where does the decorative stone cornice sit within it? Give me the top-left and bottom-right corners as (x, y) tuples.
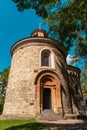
(67, 65), (81, 73)
(67, 65), (81, 78)
(11, 37), (67, 58)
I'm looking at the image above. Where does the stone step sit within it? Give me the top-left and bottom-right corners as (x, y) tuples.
(41, 109), (58, 117)
(36, 109), (63, 120)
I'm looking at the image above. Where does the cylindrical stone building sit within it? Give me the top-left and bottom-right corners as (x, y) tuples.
(3, 29), (83, 119)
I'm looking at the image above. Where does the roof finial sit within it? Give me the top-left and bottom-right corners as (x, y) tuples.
(39, 22), (42, 29)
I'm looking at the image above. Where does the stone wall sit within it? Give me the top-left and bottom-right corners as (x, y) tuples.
(67, 65), (83, 114)
(54, 50), (72, 114)
(3, 38), (67, 116)
(3, 36), (83, 117)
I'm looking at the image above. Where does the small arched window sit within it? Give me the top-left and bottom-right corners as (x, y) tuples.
(41, 50), (51, 67)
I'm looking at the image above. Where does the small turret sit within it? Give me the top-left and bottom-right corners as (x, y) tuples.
(31, 29), (48, 38)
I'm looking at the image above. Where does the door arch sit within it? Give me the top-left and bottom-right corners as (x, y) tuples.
(35, 70), (62, 114)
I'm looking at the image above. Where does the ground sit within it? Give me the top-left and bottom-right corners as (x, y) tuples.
(39, 119), (87, 130)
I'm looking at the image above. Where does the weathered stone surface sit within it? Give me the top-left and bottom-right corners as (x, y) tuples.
(3, 29), (83, 119)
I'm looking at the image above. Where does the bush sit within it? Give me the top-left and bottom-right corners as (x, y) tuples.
(0, 97), (4, 114)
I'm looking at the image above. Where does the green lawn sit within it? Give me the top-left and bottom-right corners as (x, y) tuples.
(0, 119), (50, 130)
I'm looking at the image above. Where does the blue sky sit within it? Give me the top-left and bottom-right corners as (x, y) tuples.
(0, 0), (47, 71)
(0, 0), (83, 72)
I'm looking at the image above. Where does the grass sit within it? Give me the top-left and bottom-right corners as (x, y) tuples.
(0, 119), (50, 130)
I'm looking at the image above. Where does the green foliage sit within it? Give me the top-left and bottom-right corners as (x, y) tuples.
(0, 97), (4, 114)
(12, 0), (87, 99)
(12, 0), (87, 57)
(81, 65), (87, 85)
(12, 0), (56, 18)
(46, 0), (87, 54)
(0, 67), (9, 96)
(0, 119), (49, 130)
(81, 65), (87, 99)
(82, 85), (87, 99)
(0, 67), (10, 114)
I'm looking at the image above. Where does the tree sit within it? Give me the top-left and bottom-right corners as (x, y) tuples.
(12, 0), (87, 97)
(12, 0), (87, 58)
(81, 65), (87, 98)
(0, 67), (9, 114)
(0, 67), (9, 96)
(81, 65), (87, 86)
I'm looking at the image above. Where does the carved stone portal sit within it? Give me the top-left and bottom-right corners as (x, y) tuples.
(35, 71), (63, 115)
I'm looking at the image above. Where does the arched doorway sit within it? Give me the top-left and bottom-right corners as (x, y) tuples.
(35, 71), (62, 114)
(43, 88), (51, 109)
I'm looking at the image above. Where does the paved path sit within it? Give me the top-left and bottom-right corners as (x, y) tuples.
(39, 119), (87, 130)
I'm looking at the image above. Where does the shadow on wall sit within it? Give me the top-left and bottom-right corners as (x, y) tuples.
(70, 77), (83, 114)
(56, 59), (69, 82)
(71, 84), (83, 114)
(56, 57), (84, 114)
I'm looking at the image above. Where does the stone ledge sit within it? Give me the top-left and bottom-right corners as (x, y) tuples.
(64, 114), (87, 120)
(0, 114), (34, 120)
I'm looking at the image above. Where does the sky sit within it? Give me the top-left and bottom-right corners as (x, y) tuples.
(0, 0), (82, 72)
(0, 0), (47, 71)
